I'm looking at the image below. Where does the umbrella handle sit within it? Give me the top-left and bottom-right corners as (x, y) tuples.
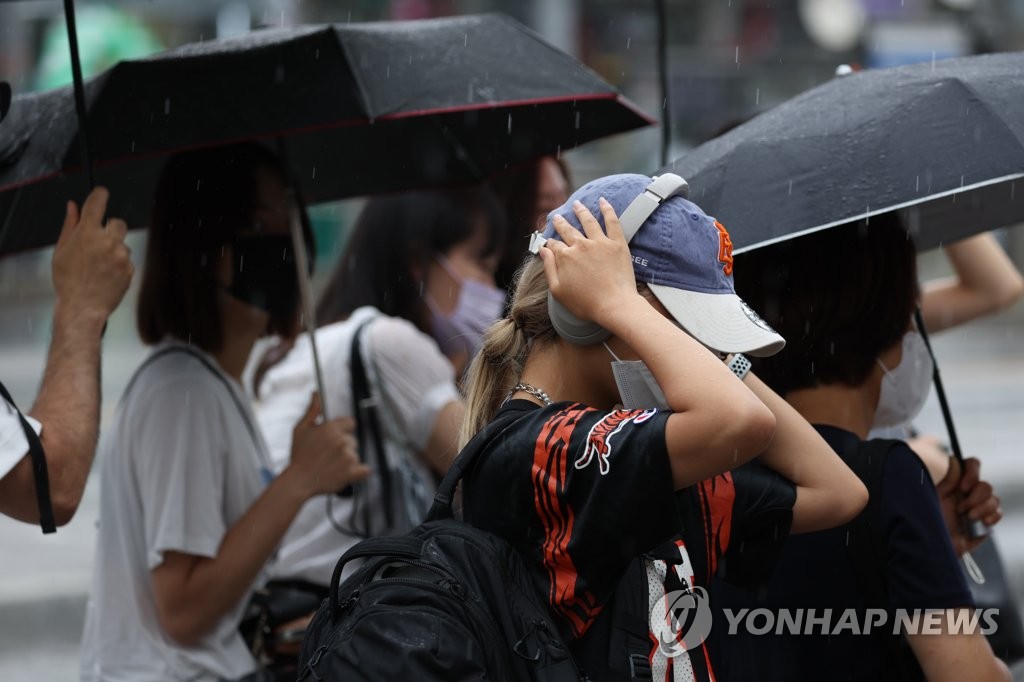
(288, 191), (329, 423)
(913, 308), (989, 541)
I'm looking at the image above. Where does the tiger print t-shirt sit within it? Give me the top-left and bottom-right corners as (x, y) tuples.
(462, 399), (796, 682)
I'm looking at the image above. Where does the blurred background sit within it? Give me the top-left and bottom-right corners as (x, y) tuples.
(1, 1), (1023, 678)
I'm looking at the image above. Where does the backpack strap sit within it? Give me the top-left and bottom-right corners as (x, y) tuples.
(845, 438), (921, 680)
(426, 407), (525, 521)
(0, 381), (55, 534)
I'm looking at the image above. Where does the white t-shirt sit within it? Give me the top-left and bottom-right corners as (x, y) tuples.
(0, 394), (42, 480)
(80, 339), (274, 682)
(253, 307), (459, 586)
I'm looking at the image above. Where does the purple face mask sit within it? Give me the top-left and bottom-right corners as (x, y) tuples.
(426, 255), (506, 361)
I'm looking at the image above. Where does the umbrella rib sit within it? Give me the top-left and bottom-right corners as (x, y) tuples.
(431, 118), (486, 181)
(733, 172), (1024, 256)
(0, 185), (22, 254)
(332, 30), (375, 119)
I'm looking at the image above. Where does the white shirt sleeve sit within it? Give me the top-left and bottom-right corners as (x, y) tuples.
(133, 378), (230, 569)
(365, 317), (460, 452)
(0, 396), (42, 480)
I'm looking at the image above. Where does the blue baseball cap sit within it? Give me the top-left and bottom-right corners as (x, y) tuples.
(539, 173), (785, 357)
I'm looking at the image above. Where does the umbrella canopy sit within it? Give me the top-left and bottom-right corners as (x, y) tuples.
(660, 52), (1024, 254)
(0, 13), (652, 255)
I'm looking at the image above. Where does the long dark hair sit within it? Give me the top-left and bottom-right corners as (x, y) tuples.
(253, 186), (505, 392)
(136, 142), (313, 353)
(490, 157), (571, 293)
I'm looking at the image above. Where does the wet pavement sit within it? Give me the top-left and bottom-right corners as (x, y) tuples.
(0, 252), (1022, 680)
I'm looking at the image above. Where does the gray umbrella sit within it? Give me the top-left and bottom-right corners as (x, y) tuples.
(661, 51), (1024, 254)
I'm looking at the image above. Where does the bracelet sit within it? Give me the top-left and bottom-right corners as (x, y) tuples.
(726, 353), (751, 381)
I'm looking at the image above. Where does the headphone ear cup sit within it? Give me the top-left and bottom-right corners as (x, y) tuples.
(547, 292), (612, 346)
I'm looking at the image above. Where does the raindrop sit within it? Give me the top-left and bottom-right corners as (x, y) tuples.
(575, 111), (581, 130)
(347, 10), (351, 23)
(788, 180), (792, 195)
(239, 255), (244, 272)
(131, 140), (136, 153)
(626, 37), (631, 50)
(464, 34), (468, 47)
(312, 166), (317, 180)
(735, 46), (740, 65)
(755, 88), (760, 106)
(915, 176), (919, 192)
(507, 114), (512, 134)
(845, 530), (850, 546)
(164, 98), (171, 115)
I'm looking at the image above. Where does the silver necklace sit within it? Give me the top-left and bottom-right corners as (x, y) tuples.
(509, 382), (553, 406)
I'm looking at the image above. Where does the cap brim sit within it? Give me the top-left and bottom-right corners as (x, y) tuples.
(647, 284), (786, 357)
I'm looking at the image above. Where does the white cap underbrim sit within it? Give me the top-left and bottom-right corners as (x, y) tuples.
(648, 284), (786, 357)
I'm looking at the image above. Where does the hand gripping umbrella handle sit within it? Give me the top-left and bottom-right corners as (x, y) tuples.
(913, 308), (989, 546)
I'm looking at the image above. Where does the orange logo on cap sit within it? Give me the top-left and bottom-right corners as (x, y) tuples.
(714, 220), (734, 276)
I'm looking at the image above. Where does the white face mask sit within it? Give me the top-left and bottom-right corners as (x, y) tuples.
(603, 342), (669, 410)
(873, 331), (935, 429)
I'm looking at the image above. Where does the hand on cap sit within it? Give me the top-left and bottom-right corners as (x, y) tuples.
(51, 187), (134, 328)
(539, 198), (640, 326)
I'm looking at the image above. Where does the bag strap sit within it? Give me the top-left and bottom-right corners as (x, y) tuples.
(351, 320), (394, 530)
(845, 438), (919, 680)
(427, 406), (527, 521)
(121, 346), (265, 464)
(0, 381), (55, 534)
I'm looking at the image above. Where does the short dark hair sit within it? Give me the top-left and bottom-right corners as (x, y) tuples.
(734, 213), (919, 396)
(315, 186), (507, 334)
(136, 143), (312, 352)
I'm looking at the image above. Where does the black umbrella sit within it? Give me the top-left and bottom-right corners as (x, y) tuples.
(662, 53), (1024, 544)
(0, 12), (652, 256)
(661, 51), (1024, 255)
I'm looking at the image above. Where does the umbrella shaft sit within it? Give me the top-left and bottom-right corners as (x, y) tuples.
(63, 0), (93, 190)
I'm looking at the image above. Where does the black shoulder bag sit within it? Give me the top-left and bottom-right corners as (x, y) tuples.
(0, 381), (55, 534)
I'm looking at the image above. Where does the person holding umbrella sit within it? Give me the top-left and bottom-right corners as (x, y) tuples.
(710, 214), (1008, 681)
(0, 187), (132, 529)
(79, 143), (370, 682)
(251, 186), (507, 589)
(458, 173), (868, 680)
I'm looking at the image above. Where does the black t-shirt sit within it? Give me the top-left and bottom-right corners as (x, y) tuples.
(463, 399), (796, 681)
(707, 425), (974, 682)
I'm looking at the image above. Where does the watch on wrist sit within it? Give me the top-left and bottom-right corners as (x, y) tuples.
(726, 353), (752, 381)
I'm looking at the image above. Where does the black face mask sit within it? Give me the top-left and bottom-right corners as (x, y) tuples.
(227, 234), (302, 319)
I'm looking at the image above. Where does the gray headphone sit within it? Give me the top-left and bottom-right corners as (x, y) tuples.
(528, 173), (690, 345)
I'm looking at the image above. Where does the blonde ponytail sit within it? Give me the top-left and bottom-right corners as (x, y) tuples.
(459, 259), (557, 447)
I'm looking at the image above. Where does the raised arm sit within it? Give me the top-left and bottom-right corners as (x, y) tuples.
(920, 232), (1024, 333)
(151, 396), (370, 646)
(0, 188), (133, 525)
(740, 371), (868, 532)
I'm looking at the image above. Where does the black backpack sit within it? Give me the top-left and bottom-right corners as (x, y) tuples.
(297, 414), (583, 681)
